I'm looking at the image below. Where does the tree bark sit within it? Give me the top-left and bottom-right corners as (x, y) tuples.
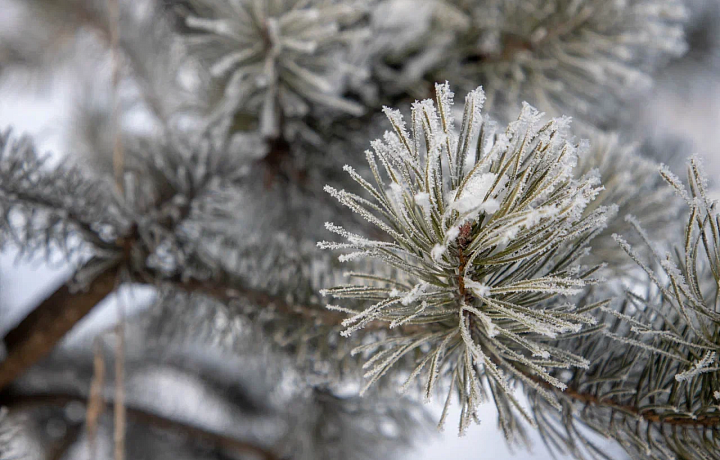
(0, 262), (121, 390)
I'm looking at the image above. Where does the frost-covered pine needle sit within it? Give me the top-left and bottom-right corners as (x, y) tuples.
(530, 156), (720, 460)
(181, 0), (368, 137)
(319, 82), (612, 433)
(374, 0), (688, 125)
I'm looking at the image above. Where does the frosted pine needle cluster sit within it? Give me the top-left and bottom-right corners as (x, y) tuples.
(575, 132), (683, 271)
(377, 0), (688, 125)
(179, 0), (368, 138)
(617, 156), (720, 380)
(526, 157), (720, 460)
(319, 82), (612, 433)
(460, 0), (688, 123)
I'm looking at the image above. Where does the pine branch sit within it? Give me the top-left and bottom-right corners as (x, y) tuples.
(462, 218), (716, 429)
(317, 83), (720, 459)
(0, 392), (281, 460)
(163, 272), (346, 327)
(321, 82), (613, 433)
(0, 259), (122, 391)
(0, 230), (409, 392)
(522, 356), (720, 428)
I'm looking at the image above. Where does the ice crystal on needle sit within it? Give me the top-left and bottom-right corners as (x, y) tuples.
(319, 82), (612, 434)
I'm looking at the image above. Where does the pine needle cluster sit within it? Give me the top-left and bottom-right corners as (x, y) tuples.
(371, 0), (688, 125)
(575, 132), (683, 271)
(174, 0), (368, 138)
(518, 158), (720, 460)
(320, 82), (613, 433)
(3, 1), (720, 459)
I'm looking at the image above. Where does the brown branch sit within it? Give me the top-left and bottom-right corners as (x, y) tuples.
(0, 261), (122, 391)
(0, 249), (389, 393)
(0, 249), (356, 393)
(2, 393), (281, 460)
(456, 222), (473, 302)
(173, 276), (346, 327)
(0, 218), (414, 393)
(455, 229), (720, 431)
(173, 274), (425, 333)
(552, 378), (720, 428)
(457, 223), (476, 338)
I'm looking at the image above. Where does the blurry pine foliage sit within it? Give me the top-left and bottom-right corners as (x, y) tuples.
(0, 1), (719, 459)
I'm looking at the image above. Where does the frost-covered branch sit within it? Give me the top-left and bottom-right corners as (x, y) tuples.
(320, 82), (612, 434)
(369, 0), (688, 126)
(172, 0), (369, 138)
(0, 130), (128, 264)
(523, 158), (720, 460)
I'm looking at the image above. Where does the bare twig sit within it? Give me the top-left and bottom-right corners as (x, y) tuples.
(108, 1), (127, 454)
(86, 339), (106, 457)
(113, 276), (126, 460)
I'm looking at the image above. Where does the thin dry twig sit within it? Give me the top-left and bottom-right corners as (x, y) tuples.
(113, 322), (126, 460)
(86, 338), (106, 457)
(107, 1), (126, 456)
(113, 277), (126, 460)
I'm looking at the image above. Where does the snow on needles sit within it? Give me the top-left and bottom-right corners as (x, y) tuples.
(319, 82), (612, 434)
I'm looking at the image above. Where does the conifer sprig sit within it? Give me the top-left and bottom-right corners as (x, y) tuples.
(576, 132), (683, 271)
(524, 157), (720, 460)
(373, 0), (688, 125)
(178, 0), (368, 138)
(320, 82), (612, 433)
(0, 129), (128, 267)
